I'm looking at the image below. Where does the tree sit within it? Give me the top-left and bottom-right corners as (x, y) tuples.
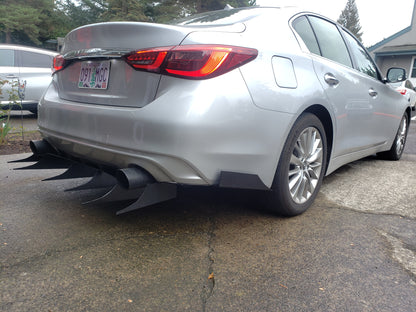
(37, 0), (68, 44)
(0, 0), (42, 44)
(337, 0), (363, 42)
(103, 0), (148, 22)
(146, 0), (256, 23)
(56, 0), (107, 30)
(0, 0), (65, 46)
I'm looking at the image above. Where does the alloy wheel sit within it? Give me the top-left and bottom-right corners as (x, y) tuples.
(395, 116), (407, 156)
(288, 127), (323, 204)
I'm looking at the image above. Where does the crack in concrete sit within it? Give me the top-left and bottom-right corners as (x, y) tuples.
(316, 194), (416, 221)
(201, 213), (216, 312)
(334, 206), (416, 221)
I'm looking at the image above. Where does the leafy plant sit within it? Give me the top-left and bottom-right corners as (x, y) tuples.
(0, 79), (20, 145)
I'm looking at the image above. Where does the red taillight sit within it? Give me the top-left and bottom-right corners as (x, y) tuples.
(53, 55), (65, 74)
(397, 88), (407, 95)
(124, 47), (169, 71)
(125, 45), (258, 79)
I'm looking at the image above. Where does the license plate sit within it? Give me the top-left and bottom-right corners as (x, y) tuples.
(78, 61), (110, 89)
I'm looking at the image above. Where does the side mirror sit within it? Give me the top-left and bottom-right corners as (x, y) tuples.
(385, 67), (407, 83)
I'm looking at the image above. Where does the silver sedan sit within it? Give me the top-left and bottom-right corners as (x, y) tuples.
(23, 7), (411, 216)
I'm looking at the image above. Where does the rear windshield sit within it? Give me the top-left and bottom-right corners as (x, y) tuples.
(174, 7), (263, 26)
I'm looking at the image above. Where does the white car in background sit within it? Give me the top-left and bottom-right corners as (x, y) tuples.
(0, 44), (57, 114)
(390, 79), (416, 110)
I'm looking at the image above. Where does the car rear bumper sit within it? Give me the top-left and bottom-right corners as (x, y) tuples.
(38, 72), (293, 188)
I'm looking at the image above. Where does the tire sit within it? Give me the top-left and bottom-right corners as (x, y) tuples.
(378, 113), (408, 161)
(267, 113), (327, 216)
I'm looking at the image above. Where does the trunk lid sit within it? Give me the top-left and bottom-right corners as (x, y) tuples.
(56, 22), (192, 107)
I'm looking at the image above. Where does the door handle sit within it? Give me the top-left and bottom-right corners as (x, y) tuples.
(369, 88), (378, 97)
(324, 73), (339, 86)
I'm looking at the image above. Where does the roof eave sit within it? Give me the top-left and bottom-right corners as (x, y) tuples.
(374, 50), (416, 56)
(368, 26), (412, 52)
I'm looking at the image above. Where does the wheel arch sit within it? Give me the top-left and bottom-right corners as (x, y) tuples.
(405, 106), (412, 125)
(303, 104), (333, 174)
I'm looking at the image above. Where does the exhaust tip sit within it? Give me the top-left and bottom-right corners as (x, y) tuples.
(116, 167), (155, 190)
(30, 140), (55, 156)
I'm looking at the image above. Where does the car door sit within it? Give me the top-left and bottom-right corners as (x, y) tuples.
(340, 29), (404, 142)
(293, 15), (389, 159)
(0, 48), (19, 105)
(15, 49), (54, 104)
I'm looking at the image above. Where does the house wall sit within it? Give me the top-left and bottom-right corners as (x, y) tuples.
(376, 55), (416, 85)
(377, 55), (413, 75)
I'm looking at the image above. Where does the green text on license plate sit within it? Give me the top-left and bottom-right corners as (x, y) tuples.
(78, 61), (110, 89)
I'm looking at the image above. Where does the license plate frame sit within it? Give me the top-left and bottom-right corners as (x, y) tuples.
(78, 61), (110, 89)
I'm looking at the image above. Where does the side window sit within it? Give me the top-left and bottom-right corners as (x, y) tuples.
(292, 16), (320, 55)
(0, 49), (15, 66)
(411, 58), (416, 79)
(308, 16), (352, 68)
(18, 51), (53, 68)
(342, 30), (378, 79)
(405, 80), (414, 89)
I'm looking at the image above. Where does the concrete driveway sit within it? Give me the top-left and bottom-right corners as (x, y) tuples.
(1, 122), (416, 312)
